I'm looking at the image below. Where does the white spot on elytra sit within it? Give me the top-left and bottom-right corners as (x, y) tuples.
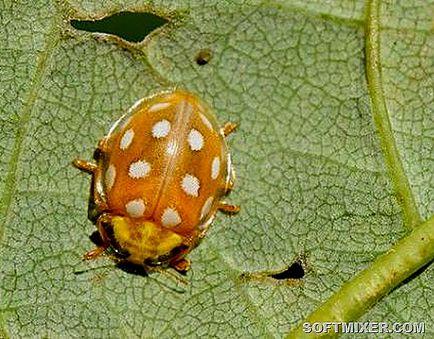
(161, 208), (182, 227)
(148, 102), (171, 112)
(200, 114), (213, 130)
(200, 196), (214, 220)
(126, 199), (145, 218)
(120, 128), (134, 150)
(181, 174), (200, 197)
(105, 164), (116, 190)
(152, 119), (171, 138)
(188, 129), (204, 151)
(211, 157), (220, 180)
(129, 160), (151, 179)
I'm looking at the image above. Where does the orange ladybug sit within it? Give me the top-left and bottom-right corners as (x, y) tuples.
(73, 90), (239, 273)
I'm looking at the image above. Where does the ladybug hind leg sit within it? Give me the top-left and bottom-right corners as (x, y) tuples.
(217, 202), (240, 214)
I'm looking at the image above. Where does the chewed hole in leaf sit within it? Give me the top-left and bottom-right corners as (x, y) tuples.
(270, 259), (306, 280)
(70, 12), (168, 43)
(239, 255), (308, 285)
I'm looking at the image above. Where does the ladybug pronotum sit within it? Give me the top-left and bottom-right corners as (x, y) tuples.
(73, 90), (239, 273)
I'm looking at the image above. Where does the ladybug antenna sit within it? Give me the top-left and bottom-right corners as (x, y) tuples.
(74, 264), (188, 294)
(150, 266), (190, 290)
(73, 263), (114, 275)
(148, 274), (188, 294)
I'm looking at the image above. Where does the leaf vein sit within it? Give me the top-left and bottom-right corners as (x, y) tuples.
(365, 0), (422, 229)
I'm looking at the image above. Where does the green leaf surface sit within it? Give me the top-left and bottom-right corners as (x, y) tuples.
(1, 0), (433, 337)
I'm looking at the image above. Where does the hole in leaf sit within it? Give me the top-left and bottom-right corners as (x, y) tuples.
(271, 260), (305, 280)
(71, 12), (168, 43)
(195, 49), (212, 65)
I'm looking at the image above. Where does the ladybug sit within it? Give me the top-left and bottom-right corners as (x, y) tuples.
(73, 90), (239, 273)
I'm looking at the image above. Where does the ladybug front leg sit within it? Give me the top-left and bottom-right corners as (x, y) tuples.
(169, 253), (192, 273)
(170, 258), (191, 273)
(73, 138), (110, 221)
(72, 137), (108, 172)
(83, 213), (112, 260)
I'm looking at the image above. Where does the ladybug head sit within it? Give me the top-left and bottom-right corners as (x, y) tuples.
(102, 216), (185, 267)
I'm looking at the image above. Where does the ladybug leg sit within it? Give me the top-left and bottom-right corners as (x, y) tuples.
(87, 137), (109, 219)
(171, 258), (191, 273)
(221, 122), (237, 137)
(168, 245), (193, 273)
(72, 137), (108, 171)
(83, 214), (111, 260)
(72, 159), (108, 222)
(87, 166), (108, 222)
(72, 159), (97, 174)
(217, 202), (240, 214)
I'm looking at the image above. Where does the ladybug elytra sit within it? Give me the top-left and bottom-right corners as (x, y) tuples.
(73, 90), (239, 273)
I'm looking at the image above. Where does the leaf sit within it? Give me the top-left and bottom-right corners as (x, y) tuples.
(1, 0), (433, 337)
